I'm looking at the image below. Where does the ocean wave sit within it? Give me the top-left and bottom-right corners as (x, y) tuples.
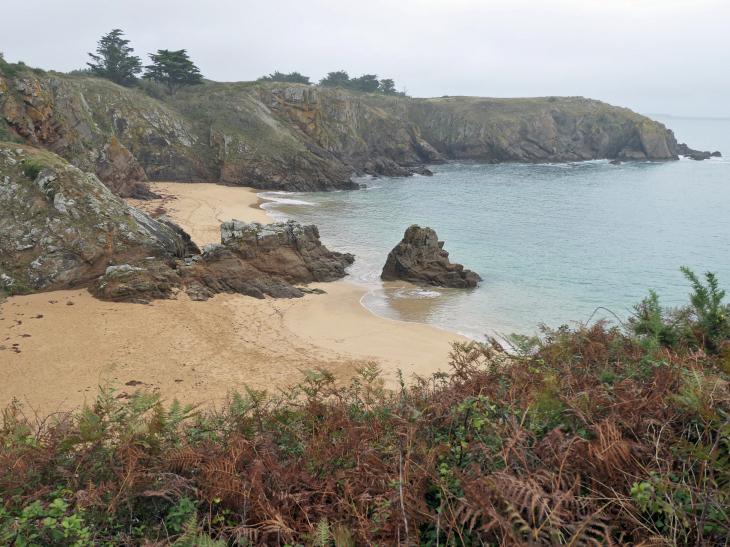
(258, 193), (316, 206)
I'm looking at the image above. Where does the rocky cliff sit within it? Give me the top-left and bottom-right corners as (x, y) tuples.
(1, 68), (439, 195)
(407, 96), (692, 163)
(0, 145), (194, 296)
(1, 66), (707, 199)
(0, 75), (157, 199)
(0, 143), (354, 303)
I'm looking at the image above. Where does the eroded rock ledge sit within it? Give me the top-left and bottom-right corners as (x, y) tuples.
(0, 145), (191, 296)
(381, 225), (481, 289)
(93, 220), (354, 303)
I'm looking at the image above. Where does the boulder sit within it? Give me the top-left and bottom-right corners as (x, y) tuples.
(381, 225), (482, 289)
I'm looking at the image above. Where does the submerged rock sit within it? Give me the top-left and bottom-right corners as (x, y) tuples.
(381, 225), (482, 289)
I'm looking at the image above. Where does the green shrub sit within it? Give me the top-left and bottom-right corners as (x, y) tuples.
(0, 118), (22, 144)
(0, 58), (24, 78)
(630, 267), (729, 355)
(0, 271), (727, 546)
(21, 159), (44, 180)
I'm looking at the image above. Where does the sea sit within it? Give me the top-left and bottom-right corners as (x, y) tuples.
(258, 116), (730, 341)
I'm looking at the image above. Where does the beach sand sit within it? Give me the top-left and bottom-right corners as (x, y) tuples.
(128, 182), (273, 247)
(0, 182), (470, 413)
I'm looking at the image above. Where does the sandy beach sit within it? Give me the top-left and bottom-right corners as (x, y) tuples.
(1, 182), (470, 413)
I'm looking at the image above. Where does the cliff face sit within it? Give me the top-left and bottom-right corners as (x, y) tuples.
(407, 96), (685, 163)
(0, 144), (351, 303)
(0, 69), (703, 199)
(0, 145), (194, 296)
(0, 75), (155, 198)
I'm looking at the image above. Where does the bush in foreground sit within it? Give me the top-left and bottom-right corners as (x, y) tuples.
(1, 271), (728, 546)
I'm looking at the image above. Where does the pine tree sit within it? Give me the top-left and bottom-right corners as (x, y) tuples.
(380, 78), (396, 94)
(143, 49), (204, 100)
(87, 30), (142, 87)
(319, 70), (350, 87)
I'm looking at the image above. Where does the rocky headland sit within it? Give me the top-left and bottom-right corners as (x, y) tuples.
(0, 144), (353, 303)
(407, 96), (697, 163)
(0, 65), (712, 201)
(381, 225), (482, 288)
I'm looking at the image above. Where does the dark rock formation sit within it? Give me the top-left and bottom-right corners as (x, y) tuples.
(92, 220), (354, 303)
(0, 145), (192, 296)
(381, 225), (481, 289)
(0, 145), (353, 303)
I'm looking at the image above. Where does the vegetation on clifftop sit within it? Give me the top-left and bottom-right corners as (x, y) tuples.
(1, 270), (729, 546)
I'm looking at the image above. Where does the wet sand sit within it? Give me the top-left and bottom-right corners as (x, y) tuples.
(1, 182), (470, 413)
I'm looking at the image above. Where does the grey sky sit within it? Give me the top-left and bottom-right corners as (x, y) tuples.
(4, 0), (728, 117)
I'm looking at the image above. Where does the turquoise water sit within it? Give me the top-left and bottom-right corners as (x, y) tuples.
(261, 118), (730, 340)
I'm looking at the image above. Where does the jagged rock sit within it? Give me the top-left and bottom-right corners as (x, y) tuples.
(381, 225), (482, 289)
(218, 220), (354, 284)
(711, 151), (722, 157)
(0, 145), (194, 296)
(92, 220), (354, 303)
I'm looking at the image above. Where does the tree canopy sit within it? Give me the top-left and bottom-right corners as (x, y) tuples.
(87, 29), (142, 87)
(143, 49), (203, 99)
(318, 71), (399, 94)
(257, 71), (311, 84)
(319, 70), (351, 88)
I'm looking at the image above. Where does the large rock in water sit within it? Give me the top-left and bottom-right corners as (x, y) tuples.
(92, 220), (355, 303)
(381, 225), (482, 288)
(0, 145), (195, 296)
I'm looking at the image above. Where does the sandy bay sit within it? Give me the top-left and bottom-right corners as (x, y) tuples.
(0, 182), (469, 412)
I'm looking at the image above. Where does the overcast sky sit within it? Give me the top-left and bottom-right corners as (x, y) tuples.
(3, 0), (728, 117)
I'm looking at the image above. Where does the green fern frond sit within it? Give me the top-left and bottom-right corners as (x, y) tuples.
(314, 517), (330, 547)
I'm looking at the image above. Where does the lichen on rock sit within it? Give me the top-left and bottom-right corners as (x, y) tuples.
(0, 145), (193, 296)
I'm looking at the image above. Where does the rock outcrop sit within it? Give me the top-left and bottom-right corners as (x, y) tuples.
(93, 219), (354, 303)
(0, 143), (353, 303)
(0, 145), (193, 296)
(381, 225), (481, 289)
(407, 96), (704, 163)
(0, 75), (157, 199)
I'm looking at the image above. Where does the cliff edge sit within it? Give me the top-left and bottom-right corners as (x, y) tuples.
(0, 65), (709, 199)
(407, 96), (691, 163)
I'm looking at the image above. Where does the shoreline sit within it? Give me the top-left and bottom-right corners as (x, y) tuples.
(1, 182), (471, 412)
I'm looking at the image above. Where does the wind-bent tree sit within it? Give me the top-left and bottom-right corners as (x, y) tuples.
(379, 78), (396, 94)
(143, 49), (203, 99)
(87, 29), (142, 87)
(257, 71), (311, 84)
(350, 74), (380, 92)
(319, 70), (350, 87)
